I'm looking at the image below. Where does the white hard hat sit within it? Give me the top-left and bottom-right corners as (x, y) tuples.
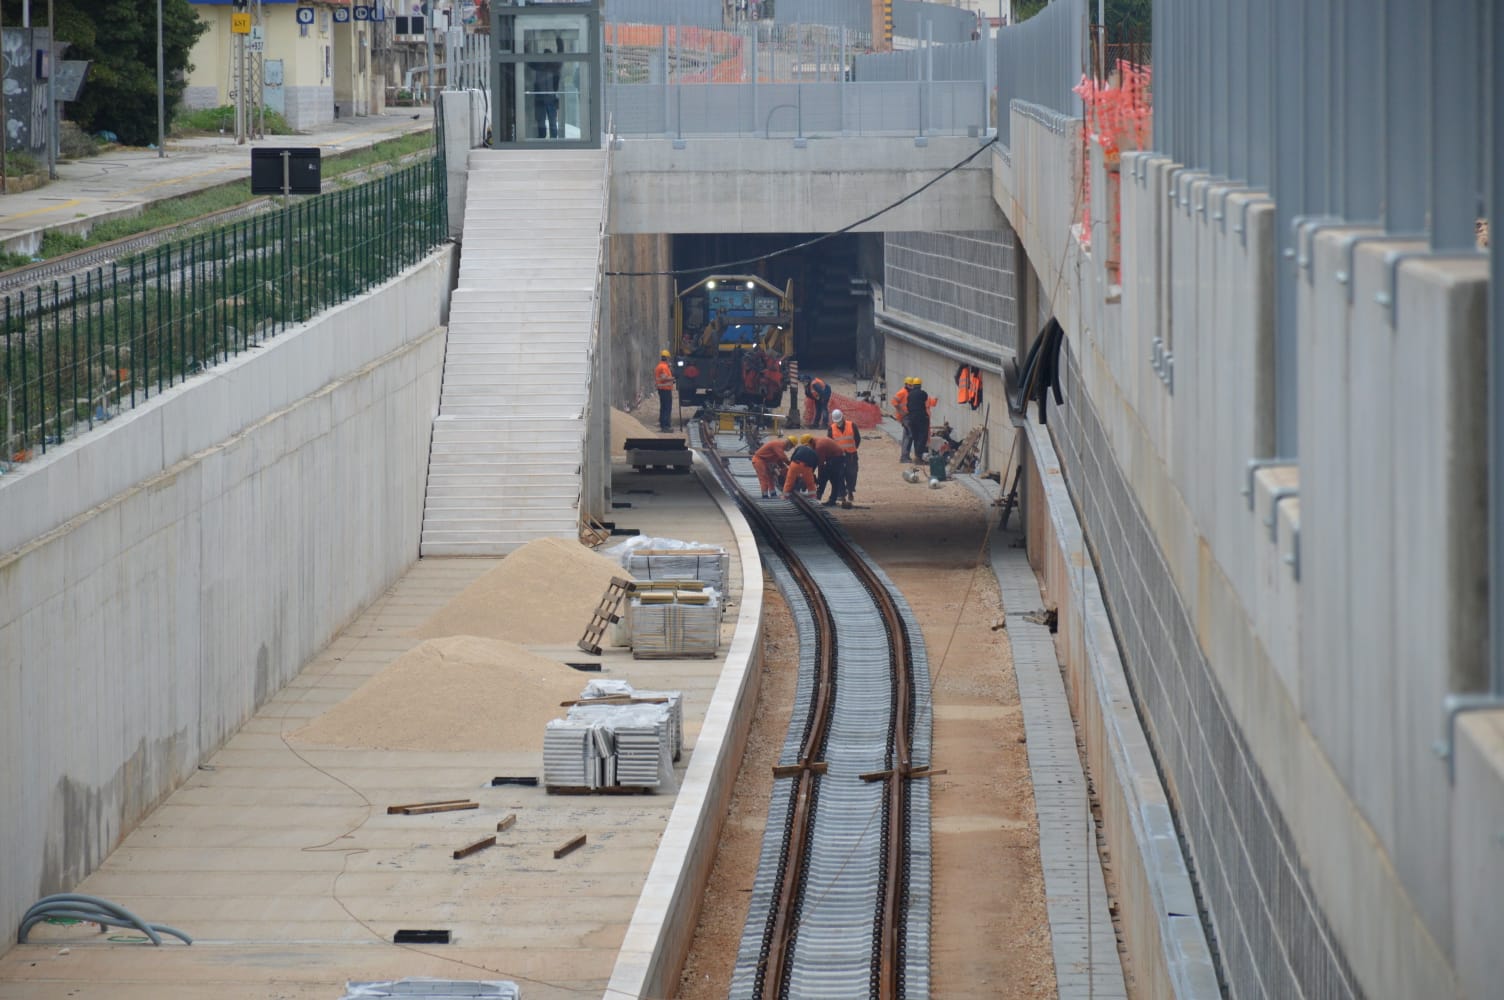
(830, 409), (843, 422)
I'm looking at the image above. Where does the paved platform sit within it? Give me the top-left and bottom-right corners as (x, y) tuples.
(0, 108), (434, 252)
(0, 458), (751, 1000)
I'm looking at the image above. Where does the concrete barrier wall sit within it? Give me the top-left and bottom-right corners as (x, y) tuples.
(0, 249), (454, 948)
(993, 92), (1500, 998)
(606, 457), (764, 1000)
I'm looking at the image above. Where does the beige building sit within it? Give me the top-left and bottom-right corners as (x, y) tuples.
(184, 1), (380, 131)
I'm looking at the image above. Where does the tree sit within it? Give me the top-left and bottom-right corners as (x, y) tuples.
(1011, 0), (1152, 42)
(6, 0), (207, 146)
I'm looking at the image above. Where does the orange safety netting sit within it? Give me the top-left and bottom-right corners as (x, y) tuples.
(802, 392), (883, 430)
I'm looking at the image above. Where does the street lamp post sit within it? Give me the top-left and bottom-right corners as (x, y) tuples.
(156, 0), (165, 157)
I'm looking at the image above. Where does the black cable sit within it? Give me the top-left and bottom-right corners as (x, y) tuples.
(604, 136), (1000, 278)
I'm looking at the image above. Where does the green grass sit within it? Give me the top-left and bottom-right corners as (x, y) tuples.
(173, 105), (294, 136)
(324, 132), (436, 178)
(4, 151), (41, 178)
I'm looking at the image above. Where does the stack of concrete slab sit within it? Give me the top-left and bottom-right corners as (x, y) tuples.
(421, 149), (608, 555)
(566, 702), (675, 790)
(625, 548), (730, 590)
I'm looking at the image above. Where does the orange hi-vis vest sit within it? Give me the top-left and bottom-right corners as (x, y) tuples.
(829, 420), (857, 453)
(654, 361), (675, 391)
(892, 386), (909, 420)
(956, 368), (975, 404)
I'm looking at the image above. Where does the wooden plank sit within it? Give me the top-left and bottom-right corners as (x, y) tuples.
(453, 836), (497, 860)
(771, 761), (829, 778)
(398, 801), (479, 815)
(553, 834), (587, 859)
(557, 696), (670, 707)
(386, 798), (471, 815)
(496, 813), (517, 833)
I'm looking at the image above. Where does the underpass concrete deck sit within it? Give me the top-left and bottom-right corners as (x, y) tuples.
(0, 458), (746, 1000)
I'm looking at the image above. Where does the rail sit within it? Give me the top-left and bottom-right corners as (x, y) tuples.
(698, 420), (925, 998)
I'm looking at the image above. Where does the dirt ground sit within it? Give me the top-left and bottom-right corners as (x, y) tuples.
(668, 399), (1058, 999)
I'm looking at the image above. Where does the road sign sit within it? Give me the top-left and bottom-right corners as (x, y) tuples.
(295, 6), (315, 23)
(332, 7), (350, 22)
(231, 11), (251, 33)
(247, 25), (264, 52)
(354, 5), (370, 19)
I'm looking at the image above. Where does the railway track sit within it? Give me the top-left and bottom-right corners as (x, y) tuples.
(697, 422), (933, 1000)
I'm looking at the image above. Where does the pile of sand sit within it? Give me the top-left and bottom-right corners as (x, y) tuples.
(611, 407), (661, 453)
(289, 636), (583, 752)
(414, 536), (629, 647)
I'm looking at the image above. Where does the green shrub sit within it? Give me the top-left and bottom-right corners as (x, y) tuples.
(40, 231), (89, 257)
(4, 152), (41, 178)
(58, 121), (103, 160)
(174, 105), (294, 136)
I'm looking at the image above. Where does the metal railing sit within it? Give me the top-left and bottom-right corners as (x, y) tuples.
(607, 78), (986, 137)
(0, 149), (448, 464)
(1148, 0), (1491, 460)
(994, 0), (1086, 143)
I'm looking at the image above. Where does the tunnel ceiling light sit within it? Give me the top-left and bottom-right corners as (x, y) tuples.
(707, 280), (717, 289)
(746, 281), (754, 289)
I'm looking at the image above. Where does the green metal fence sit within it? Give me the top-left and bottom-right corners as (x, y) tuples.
(0, 148), (448, 463)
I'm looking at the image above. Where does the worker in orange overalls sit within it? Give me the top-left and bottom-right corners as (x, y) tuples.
(827, 407), (861, 508)
(783, 435), (819, 496)
(752, 435), (797, 498)
(654, 350), (676, 432)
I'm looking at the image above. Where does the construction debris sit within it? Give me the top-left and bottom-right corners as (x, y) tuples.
(553, 834), (587, 859)
(452, 836), (497, 860)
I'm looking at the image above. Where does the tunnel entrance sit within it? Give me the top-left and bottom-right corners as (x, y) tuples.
(671, 233), (871, 371)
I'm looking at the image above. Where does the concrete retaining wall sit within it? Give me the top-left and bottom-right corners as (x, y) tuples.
(992, 88), (1499, 998)
(0, 249), (454, 948)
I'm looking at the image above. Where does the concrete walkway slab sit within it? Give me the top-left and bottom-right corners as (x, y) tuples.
(0, 461), (751, 1000)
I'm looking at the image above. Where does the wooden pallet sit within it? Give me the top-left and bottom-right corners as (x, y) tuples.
(579, 514), (610, 547)
(577, 576), (633, 655)
(948, 426), (985, 474)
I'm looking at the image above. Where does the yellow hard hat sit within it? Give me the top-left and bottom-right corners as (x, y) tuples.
(800, 434), (814, 445)
(785, 436), (799, 448)
(660, 349), (671, 358)
(905, 376), (919, 385)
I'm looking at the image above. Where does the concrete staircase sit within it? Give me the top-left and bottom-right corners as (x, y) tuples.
(420, 149), (608, 556)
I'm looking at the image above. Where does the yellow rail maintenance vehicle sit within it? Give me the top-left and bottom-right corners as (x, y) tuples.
(671, 274), (797, 412)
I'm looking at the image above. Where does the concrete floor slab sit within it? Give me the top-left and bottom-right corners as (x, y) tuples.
(0, 464), (745, 1000)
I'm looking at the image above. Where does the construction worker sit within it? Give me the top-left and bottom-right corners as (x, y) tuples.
(752, 435), (797, 498)
(783, 436), (819, 496)
(803, 374), (832, 427)
(827, 407), (861, 508)
(812, 434), (847, 506)
(653, 350), (676, 432)
(895, 376), (917, 462)
(905, 377), (936, 462)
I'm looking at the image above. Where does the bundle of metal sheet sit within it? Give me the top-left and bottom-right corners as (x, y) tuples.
(340, 979), (521, 998)
(543, 719), (608, 789)
(626, 548), (730, 590)
(628, 598), (721, 658)
(566, 702), (674, 790)
(577, 681), (684, 761)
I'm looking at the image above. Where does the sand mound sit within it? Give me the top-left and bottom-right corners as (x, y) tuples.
(414, 536), (629, 646)
(289, 636), (583, 752)
(611, 407), (660, 453)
